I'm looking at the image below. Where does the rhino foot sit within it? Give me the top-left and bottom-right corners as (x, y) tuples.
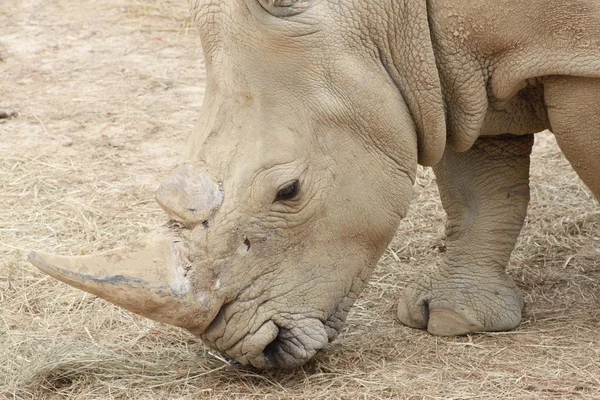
(397, 270), (524, 336)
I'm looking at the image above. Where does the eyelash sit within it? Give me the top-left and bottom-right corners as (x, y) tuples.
(258, 0), (312, 17)
(274, 180), (300, 202)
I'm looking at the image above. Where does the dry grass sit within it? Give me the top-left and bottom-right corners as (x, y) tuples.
(1, 0), (599, 399)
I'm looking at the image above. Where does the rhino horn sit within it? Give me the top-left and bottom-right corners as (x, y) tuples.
(28, 235), (220, 333)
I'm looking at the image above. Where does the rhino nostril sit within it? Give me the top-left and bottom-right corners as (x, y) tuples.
(244, 238), (251, 251)
(202, 220), (210, 229)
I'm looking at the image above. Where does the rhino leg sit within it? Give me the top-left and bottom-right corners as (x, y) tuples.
(398, 134), (533, 336)
(544, 76), (600, 200)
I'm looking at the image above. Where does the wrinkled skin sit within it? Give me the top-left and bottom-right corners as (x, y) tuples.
(29, 0), (600, 369)
(176, 0), (426, 368)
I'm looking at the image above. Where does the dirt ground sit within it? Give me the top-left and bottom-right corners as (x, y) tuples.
(1, 1), (599, 399)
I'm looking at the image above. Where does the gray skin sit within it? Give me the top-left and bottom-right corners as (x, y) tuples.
(29, 0), (600, 369)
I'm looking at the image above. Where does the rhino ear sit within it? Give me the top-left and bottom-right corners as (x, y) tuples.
(258, 0), (314, 17)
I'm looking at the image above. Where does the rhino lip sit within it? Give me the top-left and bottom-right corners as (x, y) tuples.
(201, 306), (335, 369)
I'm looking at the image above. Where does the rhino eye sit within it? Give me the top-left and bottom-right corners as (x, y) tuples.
(258, 0), (313, 17)
(274, 180), (300, 202)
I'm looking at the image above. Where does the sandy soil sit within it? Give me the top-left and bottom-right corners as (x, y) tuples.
(1, 1), (599, 399)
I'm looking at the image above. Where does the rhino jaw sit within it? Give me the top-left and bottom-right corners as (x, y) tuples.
(28, 235), (222, 333)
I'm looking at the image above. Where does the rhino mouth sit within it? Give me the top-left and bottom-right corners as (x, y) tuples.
(200, 309), (340, 369)
(198, 291), (354, 369)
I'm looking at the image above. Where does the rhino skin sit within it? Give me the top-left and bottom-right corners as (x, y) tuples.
(29, 0), (600, 369)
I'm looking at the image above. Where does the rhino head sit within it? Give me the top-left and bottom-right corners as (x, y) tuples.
(29, 0), (447, 369)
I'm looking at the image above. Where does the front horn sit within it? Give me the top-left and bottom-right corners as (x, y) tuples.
(28, 235), (221, 333)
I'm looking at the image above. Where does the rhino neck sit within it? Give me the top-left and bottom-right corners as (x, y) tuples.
(424, 0), (506, 153)
(365, 0), (447, 167)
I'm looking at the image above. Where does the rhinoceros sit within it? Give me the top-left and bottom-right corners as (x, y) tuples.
(29, 0), (599, 369)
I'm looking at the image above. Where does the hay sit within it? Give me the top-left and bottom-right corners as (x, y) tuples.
(1, 0), (598, 398)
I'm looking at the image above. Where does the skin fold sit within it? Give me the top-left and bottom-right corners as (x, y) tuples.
(29, 0), (599, 369)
